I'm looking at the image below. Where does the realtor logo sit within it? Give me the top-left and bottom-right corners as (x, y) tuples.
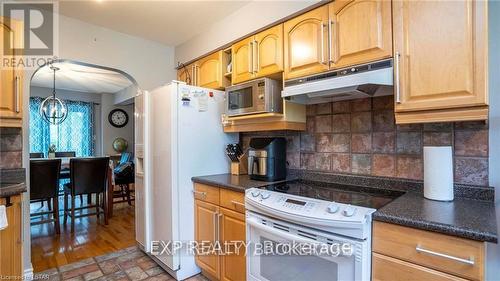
(2, 2), (54, 56)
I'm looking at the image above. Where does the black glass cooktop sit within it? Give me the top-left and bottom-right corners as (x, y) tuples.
(261, 180), (404, 210)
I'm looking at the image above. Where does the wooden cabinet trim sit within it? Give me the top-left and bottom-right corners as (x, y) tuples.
(194, 183), (220, 205)
(372, 253), (469, 281)
(373, 221), (484, 281)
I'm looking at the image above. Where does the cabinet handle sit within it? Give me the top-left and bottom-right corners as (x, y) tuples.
(254, 39), (259, 73)
(320, 22), (326, 65)
(328, 20), (333, 64)
(395, 52), (401, 104)
(217, 213), (222, 242)
(415, 245), (475, 265)
(192, 190), (207, 199)
(248, 41), (253, 74)
(14, 76), (20, 113)
(213, 212), (218, 243)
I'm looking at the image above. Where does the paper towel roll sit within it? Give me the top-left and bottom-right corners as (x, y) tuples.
(424, 146), (454, 201)
(0, 205), (8, 230)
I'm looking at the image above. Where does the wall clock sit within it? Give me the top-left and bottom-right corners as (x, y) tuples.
(108, 109), (129, 128)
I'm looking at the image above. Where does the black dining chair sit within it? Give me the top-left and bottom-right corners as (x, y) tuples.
(55, 151), (76, 158)
(113, 152), (135, 205)
(30, 152), (44, 159)
(63, 157), (109, 233)
(30, 159), (61, 234)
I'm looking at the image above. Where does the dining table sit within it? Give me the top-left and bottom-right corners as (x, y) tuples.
(31, 157), (116, 218)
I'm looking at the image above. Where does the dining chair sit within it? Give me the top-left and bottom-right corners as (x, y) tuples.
(30, 152), (44, 158)
(63, 157), (110, 233)
(55, 151), (76, 158)
(113, 152), (135, 205)
(29, 159), (61, 234)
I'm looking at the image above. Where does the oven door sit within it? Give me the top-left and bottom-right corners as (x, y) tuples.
(226, 82), (264, 116)
(246, 214), (367, 281)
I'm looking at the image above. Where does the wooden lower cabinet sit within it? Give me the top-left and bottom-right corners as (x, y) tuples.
(0, 195), (23, 277)
(193, 183), (246, 281)
(219, 208), (246, 281)
(372, 221), (485, 281)
(372, 253), (468, 281)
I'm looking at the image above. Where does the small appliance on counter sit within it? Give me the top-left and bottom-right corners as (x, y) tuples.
(226, 143), (247, 175)
(247, 137), (286, 181)
(424, 146), (454, 201)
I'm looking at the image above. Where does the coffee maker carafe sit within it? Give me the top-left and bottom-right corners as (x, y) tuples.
(247, 137), (286, 181)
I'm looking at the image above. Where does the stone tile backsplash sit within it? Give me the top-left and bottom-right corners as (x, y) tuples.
(241, 96), (490, 186)
(0, 127), (23, 169)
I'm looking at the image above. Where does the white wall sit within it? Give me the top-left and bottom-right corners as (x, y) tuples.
(22, 14), (176, 275)
(487, 0), (500, 279)
(174, 0), (318, 64)
(100, 94), (135, 156)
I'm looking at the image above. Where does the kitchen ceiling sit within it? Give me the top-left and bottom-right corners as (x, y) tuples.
(58, 0), (250, 46)
(31, 62), (134, 93)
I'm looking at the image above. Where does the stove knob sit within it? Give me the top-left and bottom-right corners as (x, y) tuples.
(251, 190), (261, 198)
(327, 203), (339, 214)
(342, 206), (357, 217)
(261, 192), (271, 199)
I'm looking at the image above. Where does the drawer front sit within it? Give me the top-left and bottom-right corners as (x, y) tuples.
(219, 188), (245, 213)
(193, 183), (219, 205)
(373, 221), (484, 281)
(372, 253), (468, 281)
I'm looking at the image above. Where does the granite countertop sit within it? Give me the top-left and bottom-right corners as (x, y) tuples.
(0, 168), (27, 198)
(374, 191), (498, 243)
(191, 174), (290, 193)
(192, 172), (498, 243)
(0, 182), (27, 197)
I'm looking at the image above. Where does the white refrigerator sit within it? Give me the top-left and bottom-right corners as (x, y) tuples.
(140, 81), (237, 280)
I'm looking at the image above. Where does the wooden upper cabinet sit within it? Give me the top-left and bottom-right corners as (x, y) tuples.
(255, 24), (283, 78)
(284, 5), (329, 80)
(197, 51), (228, 89)
(0, 18), (23, 127)
(329, 0), (392, 69)
(393, 0), (488, 120)
(177, 63), (196, 86)
(232, 36), (255, 84)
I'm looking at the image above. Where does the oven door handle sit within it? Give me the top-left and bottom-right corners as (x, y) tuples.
(247, 217), (321, 246)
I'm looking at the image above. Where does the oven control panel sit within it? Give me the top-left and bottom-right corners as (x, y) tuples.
(246, 188), (375, 223)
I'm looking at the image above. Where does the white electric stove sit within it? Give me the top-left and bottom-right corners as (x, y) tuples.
(245, 182), (402, 281)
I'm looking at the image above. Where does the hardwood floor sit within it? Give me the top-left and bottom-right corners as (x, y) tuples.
(31, 196), (136, 273)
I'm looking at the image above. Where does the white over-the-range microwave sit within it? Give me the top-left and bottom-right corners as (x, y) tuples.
(225, 77), (283, 117)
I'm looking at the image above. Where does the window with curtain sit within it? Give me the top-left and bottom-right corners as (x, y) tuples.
(30, 96), (96, 157)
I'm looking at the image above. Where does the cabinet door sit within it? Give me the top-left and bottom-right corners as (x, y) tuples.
(0, 18), (23, 124)
(219, 208), (246, 281)
(194, 200), (220, 279)
(372, 253), (468, 281)
(329, 0), (392, 69)
(0, 195), (23, 277)
(177, 63), (196, 86)
(284, 5), (329, 80)
(232, 36), (255, 84)
(393, 0), (488, 113)
(197, 51), (225, 89)
(255, 24), (283, 78)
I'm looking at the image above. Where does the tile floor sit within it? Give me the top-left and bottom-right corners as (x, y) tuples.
(33, 246), (208, 281)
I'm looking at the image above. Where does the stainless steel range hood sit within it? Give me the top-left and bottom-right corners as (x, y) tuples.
(282, 59), (394, 104)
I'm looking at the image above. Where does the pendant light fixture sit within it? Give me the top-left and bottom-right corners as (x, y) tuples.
(40, 64), (68, 125)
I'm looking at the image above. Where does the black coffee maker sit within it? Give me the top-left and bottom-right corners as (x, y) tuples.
(247, 137), (286, 181)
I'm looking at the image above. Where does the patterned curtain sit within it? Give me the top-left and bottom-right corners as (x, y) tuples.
(29, 97), (96, 157)
(29, 97), (51, 155)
